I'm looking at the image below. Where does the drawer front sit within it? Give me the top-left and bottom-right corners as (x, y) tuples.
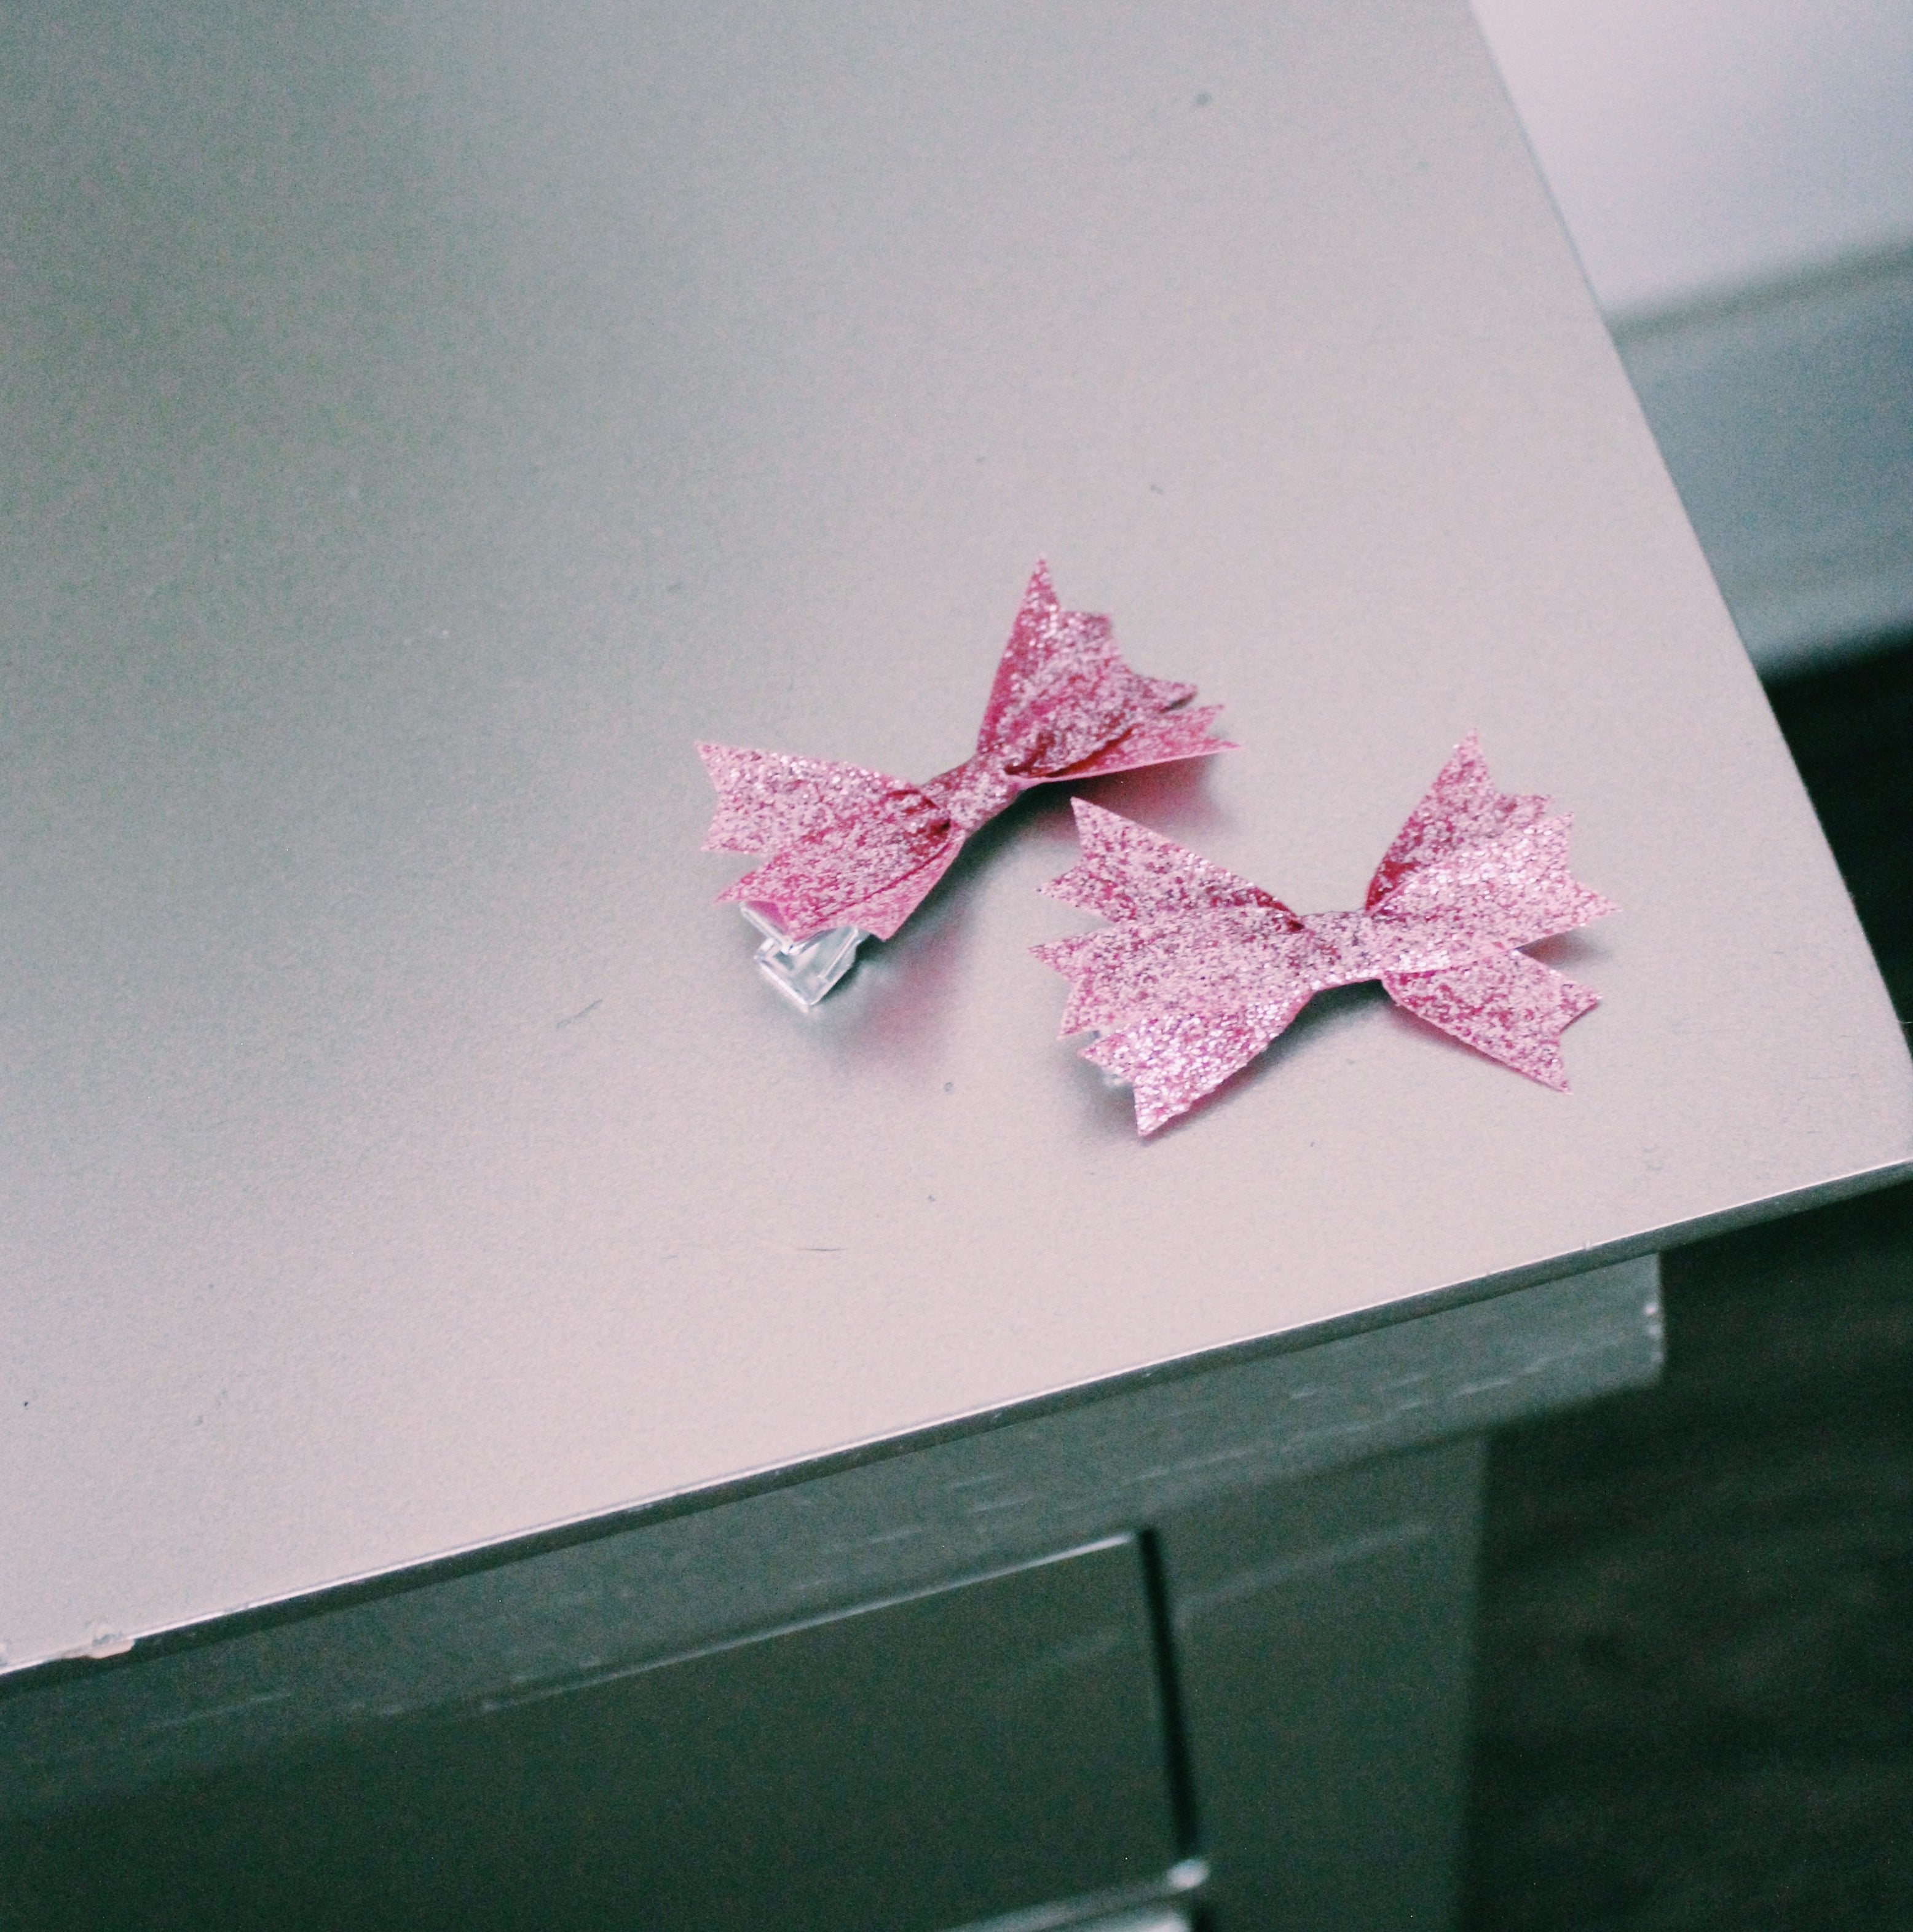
(6, 1537), (1181, 1931)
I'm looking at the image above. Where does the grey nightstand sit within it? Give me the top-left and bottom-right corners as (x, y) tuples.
(4, 5), (1907, 1927)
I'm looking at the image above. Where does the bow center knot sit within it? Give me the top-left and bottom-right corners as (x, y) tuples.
(1293, 909), (1384, 989)
(920, 758), (1025, 833)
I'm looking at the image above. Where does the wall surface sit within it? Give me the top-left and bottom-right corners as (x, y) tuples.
(1473, 3), (1913, 669)
(1472, 0), (1913, 314)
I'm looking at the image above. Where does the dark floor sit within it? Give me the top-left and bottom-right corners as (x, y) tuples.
(1462, 638), (1913, 1931)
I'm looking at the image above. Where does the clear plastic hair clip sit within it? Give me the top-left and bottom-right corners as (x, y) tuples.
(740, 905), (870, 1009)
(698, 562), (1233, 1011)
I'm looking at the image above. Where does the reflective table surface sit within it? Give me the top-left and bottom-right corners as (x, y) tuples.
(5, 0), (1909, 1674)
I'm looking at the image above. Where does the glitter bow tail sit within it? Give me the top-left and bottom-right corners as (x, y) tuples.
(699, 562), (1232, 945)
(1033, 735), (1617, 1133)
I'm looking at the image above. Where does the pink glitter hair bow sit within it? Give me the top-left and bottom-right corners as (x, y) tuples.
(1033, 735), (1617, 1133)
(700, 562), (1233, 1004)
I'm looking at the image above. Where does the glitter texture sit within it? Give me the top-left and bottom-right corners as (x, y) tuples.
(1033, 735), (1617, 1133)
(698, 562), (1233, 947)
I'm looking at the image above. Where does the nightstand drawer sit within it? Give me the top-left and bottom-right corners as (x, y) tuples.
(10, 1537), (1182, 1931)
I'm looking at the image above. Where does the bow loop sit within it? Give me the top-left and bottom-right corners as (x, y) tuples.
(1370, 813), (1617, 967)
(1365, 731), (1551, 910)
(1041, 801), (1292, 925)
(975, 564), (1207, 781)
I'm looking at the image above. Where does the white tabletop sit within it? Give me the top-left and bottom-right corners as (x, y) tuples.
(5, 0), (1910, 1676)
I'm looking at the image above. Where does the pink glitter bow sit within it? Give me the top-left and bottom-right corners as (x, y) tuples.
(1033, 735), (1617, 1134)
(699, 563), (1232, 949)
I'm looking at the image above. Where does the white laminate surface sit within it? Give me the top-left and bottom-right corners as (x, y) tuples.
(5, 1), (1909, 1672)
